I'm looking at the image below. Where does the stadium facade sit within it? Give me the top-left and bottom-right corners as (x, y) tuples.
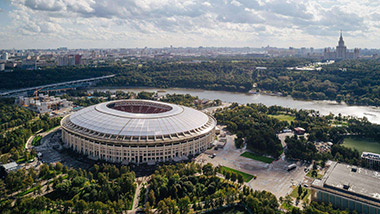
(61, 100), (216, 164)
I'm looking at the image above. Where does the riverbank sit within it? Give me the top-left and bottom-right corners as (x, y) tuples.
(88, 87), (380, 124)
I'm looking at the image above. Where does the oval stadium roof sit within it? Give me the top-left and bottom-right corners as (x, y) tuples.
(67, 100), (213, 138)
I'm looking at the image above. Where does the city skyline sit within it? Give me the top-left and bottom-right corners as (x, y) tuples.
(0, 0), (379, 49)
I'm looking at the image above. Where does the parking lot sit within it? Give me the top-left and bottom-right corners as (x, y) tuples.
(34, 129), (94, 170)
(195, 130), (309, 198)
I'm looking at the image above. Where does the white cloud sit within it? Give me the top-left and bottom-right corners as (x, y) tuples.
(0, 0), (378, 48)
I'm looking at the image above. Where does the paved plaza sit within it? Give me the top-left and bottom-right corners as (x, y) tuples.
(196, 131), (309, 198)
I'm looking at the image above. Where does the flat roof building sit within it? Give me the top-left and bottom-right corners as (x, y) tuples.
(311, 162), (380, 214)
(0, 162), (19, 178)
(362, 152), (380, 169)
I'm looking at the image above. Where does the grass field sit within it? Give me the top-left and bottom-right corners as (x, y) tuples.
(32, 135), (42, 146)
(268, 114), (295, 124)
(290, 186), (311, 200)
(240, 152), (274, 164)
(207, 205), (248, 214)
(306, 170), (323, 179)
(342, 137), (380, 154)
(220, 166), (254, 182)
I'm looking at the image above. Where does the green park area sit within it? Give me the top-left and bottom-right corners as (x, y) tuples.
(240, 152), (274, 164)
(290, 186), (311, 200)
(268, 114), (295, 124)
(207, 205), (248, 214)
(31, 135), (42, 146)
(306, 170), (323, 179)
(342, 137), (380, 154)
(220, 166), (254, 182)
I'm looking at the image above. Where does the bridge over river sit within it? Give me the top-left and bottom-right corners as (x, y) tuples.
(0, 74), (115, 96)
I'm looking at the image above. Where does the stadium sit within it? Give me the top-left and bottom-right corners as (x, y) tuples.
(61, 99), (217, 164)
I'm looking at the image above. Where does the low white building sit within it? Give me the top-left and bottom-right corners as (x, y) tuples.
(16, 94), (72, 114)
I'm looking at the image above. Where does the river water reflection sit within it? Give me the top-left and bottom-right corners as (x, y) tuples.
(90, 87), (380, 124)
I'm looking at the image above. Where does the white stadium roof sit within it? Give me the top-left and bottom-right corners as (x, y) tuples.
(67, 100), (214, 138)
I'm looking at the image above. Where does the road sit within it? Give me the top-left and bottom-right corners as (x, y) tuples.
(201, 102), (231, 114)
(0, 75), (115, 96)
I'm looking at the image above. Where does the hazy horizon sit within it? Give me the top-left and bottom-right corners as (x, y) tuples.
(0, 0), (379, 49)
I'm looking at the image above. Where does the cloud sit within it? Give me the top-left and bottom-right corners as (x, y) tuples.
(24, 0), (65, 12)
(1, 0), (379, 48)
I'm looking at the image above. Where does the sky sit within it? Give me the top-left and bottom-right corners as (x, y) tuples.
(0, 0), (379, 49)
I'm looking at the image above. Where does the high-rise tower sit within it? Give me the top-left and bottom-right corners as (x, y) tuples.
(336, 30), (347, 59)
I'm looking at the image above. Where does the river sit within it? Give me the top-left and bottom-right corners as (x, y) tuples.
(89, 87), (380, 124)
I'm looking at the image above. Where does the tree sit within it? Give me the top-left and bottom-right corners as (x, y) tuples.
(63, 200), (74, 213)
(55, 162), (63, 172)
(291, 207), (301, 214)
(0, 180), (6, 198)
(237, 174), (244, 184)
(225, 171), (231, 180)
(75, 199), (88, 213)
(202, 163), (214, 176)
(157, 200), (169, 214)
(297, 185), (303, 197)
(230, 172), (237, 182)
(284, 195), (293, 206)
(178, 196), (190, 214)
(148, 189), (156, 205)
(144, 202), (153, 214)
(311, 170), (318, 178)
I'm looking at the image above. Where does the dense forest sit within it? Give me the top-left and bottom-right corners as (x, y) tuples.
(256, 58), (380, 106)
(214, 103), (286, 158)
(64, 89), (221, 110)
(0, 58), (310, 92)
(215, 103), (380, 166)
(146, 162), (280, 214)
(0, 98), (36, 133)
(0, 160), (350, 213)
(0, 163), (136, 213)
(3, 57), (380, 106)
(0, 98), (61, 163)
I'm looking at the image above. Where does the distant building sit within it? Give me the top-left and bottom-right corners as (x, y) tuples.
(324, 31), (359, 60)
(68, 55), (76, 66)
(361, 152), (380, 169)
(0, 162), (19, 178)
(311, 162), (380, 213)
(1, 52), (9, 61)
(58, 55), (81, 66)
(21, 56), (38, 70)
(75, 54), (82, 65)
(16, 94), (72, 114)
(57, 55), (68, 66)
(294, 127), (305, 135)
(0, 63), (4, 71)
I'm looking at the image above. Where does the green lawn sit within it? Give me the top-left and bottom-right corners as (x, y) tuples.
(45, 125), (61, 133)
(280, 202), (294, 211)
(220, 166), (254, 182)
(290, 186), (311, 200)
(268, 114), (295, 124)
(342, 137), (380, 154)
(240, 152), (274, 164)
(32, 135), (42, 146)
(306, 170), (323, 179)
(17, 185), (39, 197)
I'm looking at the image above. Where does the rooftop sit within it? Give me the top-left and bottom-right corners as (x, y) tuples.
(64, 99), (216, 138)
(1, 162), (18, 171)
(312, 162), (380, 204)
(362, 152), (380, 162)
